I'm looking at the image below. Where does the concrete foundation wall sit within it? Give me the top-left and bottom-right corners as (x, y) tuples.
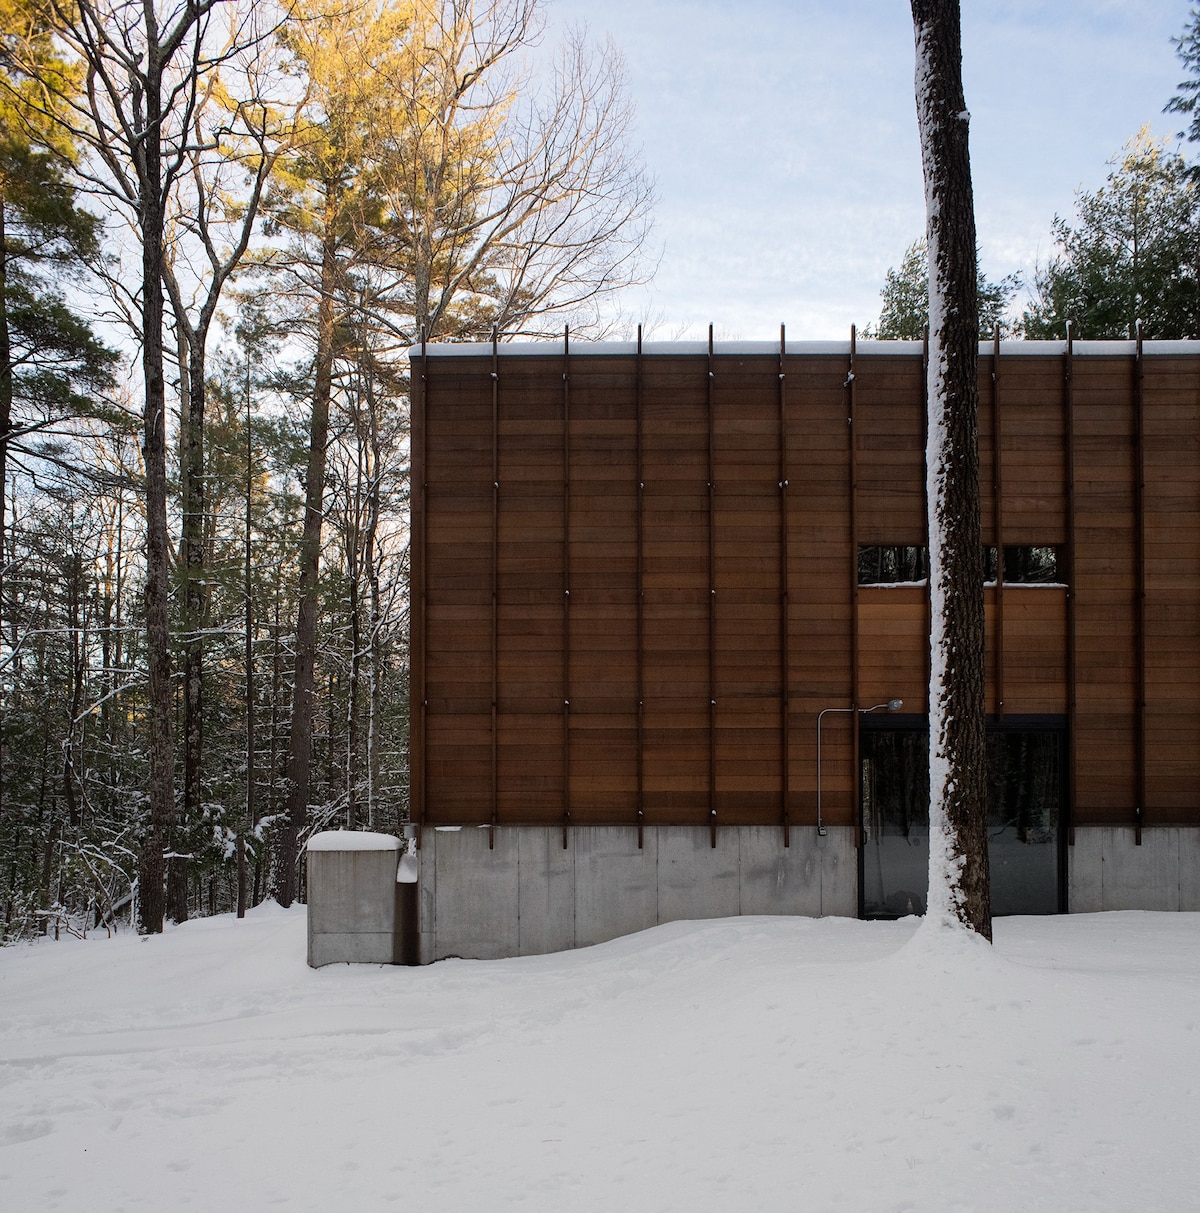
(417, 825), (855, 962)
(407, 823), (1200, 965)
(308, 847), (417, 967)
(1069, 826), (1200, 912)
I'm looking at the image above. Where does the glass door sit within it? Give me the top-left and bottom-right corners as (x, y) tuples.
(859, 720), (1065, 918)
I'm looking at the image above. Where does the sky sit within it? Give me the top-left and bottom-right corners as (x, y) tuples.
(547, 0), (1190, 340)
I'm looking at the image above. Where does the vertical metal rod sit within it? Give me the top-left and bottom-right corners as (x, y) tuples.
(490, 327), (499, 850)
(992, 329), (1006, 718)
(562, 325), (571, 849)
(636, 325), (646, 849)
(411, 325), (428, 829)
(1064, 324), (1078, 847)
(708, 325), (717, 848)
(848, 326), (860, 846)
(921, 325), (931, 710)
(778, 323), (791, 847)
(1134, 324), (1147, 844)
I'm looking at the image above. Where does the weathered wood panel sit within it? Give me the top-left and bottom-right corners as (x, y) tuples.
(412, 344), (1200, 831)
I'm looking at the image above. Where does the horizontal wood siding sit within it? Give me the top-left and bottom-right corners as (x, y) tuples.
(412, 346), (1200, 830)
(1142, 357), (1200, 820)
(1072, 357), (1137, 823)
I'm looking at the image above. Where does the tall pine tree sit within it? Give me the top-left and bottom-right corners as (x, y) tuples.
(911, 0), (991, 941)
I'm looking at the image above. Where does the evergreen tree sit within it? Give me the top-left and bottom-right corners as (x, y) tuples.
(912, 0), (991, 941)
(1023, 130), (1200, 339)
(0, 0), (117, 859)
(264, 0), (653, 904)
(1166, 6), (1200, 154)
(867, 238), (1019, 340)
(40, 0), (227, 932)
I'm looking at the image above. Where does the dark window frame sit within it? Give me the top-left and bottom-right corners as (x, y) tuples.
(984, 544), (1062, 584)
(858, 545), (1062, 586)
(857, 713), (1068, 919)
(857, 545), (928, 585)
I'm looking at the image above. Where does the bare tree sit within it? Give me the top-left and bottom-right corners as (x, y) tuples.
(373, 0), (655, 341)
(159, 9), (291, 921)
(266, 0), (653, 902)
(28, 0), (294, 928)
(911, 0), (991, 939)
(45, 0), (224, 931)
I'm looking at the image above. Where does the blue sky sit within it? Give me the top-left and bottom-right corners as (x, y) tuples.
(549, 0), (1190, 339)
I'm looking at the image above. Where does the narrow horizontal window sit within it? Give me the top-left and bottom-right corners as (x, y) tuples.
(858, 545), (928, 585)
(985, 545), (1060, 584)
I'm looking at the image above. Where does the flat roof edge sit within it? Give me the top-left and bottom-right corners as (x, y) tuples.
(409, 338), (1200, 358)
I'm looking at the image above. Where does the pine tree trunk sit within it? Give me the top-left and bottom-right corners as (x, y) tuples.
(274, 196), (339, 906)
(347, 564), (361, 831)
(138, 24), (176, 936)
(171, 327), (207, 924)
(241, 362), (254, 920)
(346, 396), (364, 830)
(912, 0), (991, 939)
(0, 196), (10, 828)
(365, 376), (383, 831)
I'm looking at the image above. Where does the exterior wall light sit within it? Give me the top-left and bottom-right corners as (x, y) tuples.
(815, 699), (904, 836)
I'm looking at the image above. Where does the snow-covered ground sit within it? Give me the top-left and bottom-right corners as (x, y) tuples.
(2, 907), (1197, 1212)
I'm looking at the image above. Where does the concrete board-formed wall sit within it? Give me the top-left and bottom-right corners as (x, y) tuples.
(572, 827), (659, 948)
(658, 828), (741, 924)
(308, 844), (411, 967)
(1068, 827), (1200, 913)
(428, 827), (520, 960)
(411, 823), (1200, 963)
(516, 827), (576, 956)
(417, 824), (856, 962)
(737, 826), (821, 917)
(298, 819), (1200, 966)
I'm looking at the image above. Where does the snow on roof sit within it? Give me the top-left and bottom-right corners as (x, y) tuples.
(411, 339), (854, 357)
(409, 338), (1200, 358)
(306, 830), (403, 852)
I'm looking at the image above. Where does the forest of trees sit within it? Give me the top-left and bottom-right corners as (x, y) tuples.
(0, 0), (652, 938)
(5, 0), (1200, 942)
(873, 11), (1200, 342)
(872, 128), (1200, 341)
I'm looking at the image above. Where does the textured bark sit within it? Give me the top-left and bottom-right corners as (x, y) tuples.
(171, 325), (206, 925)
(240, 366), (254, 920)
(912, 0), (992, 940)
(346, 554), (361, 831)
(364, 372), (383, 831)
(0, 196), (10, 825)
(274, 197), (339, 907)
(137, 12), (175, 936)
(165, 126), (277, 920)
(58, 0), (223, 931)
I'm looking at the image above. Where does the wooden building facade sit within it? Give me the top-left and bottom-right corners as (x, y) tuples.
(408, 336), (1200, 956)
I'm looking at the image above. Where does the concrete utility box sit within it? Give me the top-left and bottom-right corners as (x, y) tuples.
(307, 831), (419, 967)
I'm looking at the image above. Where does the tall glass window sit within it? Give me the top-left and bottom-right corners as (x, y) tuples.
(859, 720), (1064, 918)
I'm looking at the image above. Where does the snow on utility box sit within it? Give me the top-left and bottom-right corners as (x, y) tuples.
(306, 831), (419, 966)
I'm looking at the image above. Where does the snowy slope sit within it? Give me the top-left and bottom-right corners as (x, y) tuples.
(2, 906), (1198, 1211)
